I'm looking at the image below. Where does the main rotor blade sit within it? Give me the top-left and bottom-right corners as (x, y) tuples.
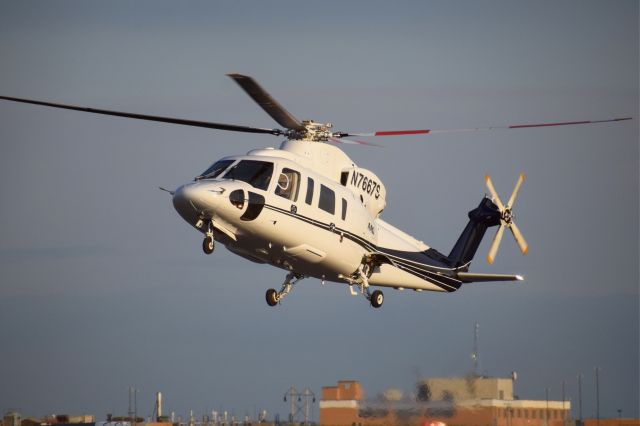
(344, 129), (430, 137)
(507, 172), (525, 209)
(484, 175), (505, 211)
(328, 137), (381, 147)
(0, 95), (283, 135)
(226, 73), (305, 131)
(487, 223), (506, 265)
(344, 117), (632, 138)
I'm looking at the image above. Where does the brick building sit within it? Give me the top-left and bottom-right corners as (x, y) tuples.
(320, 377), (572, 426)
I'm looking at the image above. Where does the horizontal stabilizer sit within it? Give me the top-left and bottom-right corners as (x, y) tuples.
(457, 272), (523, 283)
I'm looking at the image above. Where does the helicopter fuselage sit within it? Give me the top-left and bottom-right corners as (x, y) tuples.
(172, 139), (459, 296)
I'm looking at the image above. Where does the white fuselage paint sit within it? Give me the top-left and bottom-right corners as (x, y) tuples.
(172, 139), (452, 292)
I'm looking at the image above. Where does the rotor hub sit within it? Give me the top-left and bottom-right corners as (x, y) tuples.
(501, 208), (513, 224)
(287, 120), (334, 142)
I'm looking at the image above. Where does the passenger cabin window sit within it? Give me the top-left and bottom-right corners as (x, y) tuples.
(275, 168), (300, 201)
(225, 160), (273, 191)
(340, 171), (349, 186)
(197, 159), (234, 180)
(318, 184), (335, 215)
(305, 177), (314, 205)
(341, 198), (347, 220)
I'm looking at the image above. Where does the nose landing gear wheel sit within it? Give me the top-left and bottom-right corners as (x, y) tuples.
(370, 290), (384, 308)
(266, 288), (279, 306)
(202, 236), (215, 254)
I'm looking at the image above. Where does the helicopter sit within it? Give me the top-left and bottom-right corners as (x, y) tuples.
(0, 74), (631, 308)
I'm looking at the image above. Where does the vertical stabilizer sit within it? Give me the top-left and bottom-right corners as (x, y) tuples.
(448, 198), (501, 268)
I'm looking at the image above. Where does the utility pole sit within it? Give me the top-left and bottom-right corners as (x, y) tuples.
(578, 373), (583, 424)
(617, 409), (622, 426)
(128, 387), (133, 421)
(284, 386), (316, 425)
(302, 388), (316, 425)
(471, 322), (480, 376)
(284, 386), (298, 424)
(134, 387), (138, 426)
(128, 387), (139, 426)
(562, 381), (566, 426)
(595, 367), (600, 426)
(546, 387), (550, 426)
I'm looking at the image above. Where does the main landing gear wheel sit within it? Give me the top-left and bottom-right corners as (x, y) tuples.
(370, 290), (384, 308)
(266, 288), (279, 306)
(265, 273), (304, 307)
(202, 236), (215, 254)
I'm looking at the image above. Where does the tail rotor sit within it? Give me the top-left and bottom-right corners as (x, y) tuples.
(485, 173), (528, 264)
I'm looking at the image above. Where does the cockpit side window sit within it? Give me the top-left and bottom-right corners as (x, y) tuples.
(197, 159), (234, 180)
(275, 168), (301, 201)
(225, 160), (274, 191)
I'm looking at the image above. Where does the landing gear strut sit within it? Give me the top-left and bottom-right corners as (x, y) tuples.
(340, 263), (384, 308)
(202, 223), (215, 254)
(265, 272), (304, 307)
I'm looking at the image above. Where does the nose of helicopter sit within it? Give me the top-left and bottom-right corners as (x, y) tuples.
(172, 182), (223, 222)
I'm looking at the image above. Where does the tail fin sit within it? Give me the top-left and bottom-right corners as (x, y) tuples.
(448, 198), (501, 268)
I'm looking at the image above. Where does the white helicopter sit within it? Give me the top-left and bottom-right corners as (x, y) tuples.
(0, 75), (631, 308)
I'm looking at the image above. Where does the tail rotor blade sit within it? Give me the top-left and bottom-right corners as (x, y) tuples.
(507, 172), (526, 209)
(509, 222), (529, 255)
(484, 174), (528, 263)
(484, 175), (505, 211)
(487, 222), (506, 265)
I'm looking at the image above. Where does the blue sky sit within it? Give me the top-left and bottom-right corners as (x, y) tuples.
(0, 0), (638, 422)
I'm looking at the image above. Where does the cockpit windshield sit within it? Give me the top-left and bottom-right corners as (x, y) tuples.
(197, 159), (234, 180)
(224, 160), (274, 191)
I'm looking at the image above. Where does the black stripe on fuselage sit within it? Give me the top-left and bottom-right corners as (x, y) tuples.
(261, 204), (462, 291)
